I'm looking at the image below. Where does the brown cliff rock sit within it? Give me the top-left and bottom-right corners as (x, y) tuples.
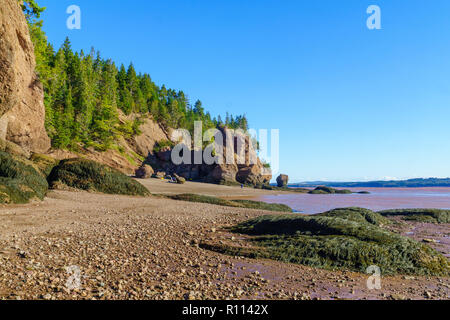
(135, 164), (154, 179)
(0, 0), (50, 153)
(145, 127), (272, 186)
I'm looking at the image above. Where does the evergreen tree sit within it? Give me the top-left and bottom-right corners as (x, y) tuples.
(23, 0), (251, 152)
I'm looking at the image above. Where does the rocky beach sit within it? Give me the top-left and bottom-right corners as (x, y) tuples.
(0, 180), (448, 300)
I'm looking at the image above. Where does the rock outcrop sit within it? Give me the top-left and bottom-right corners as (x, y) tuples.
(121, 112), (171, 158)
(145, 127), (272, 186)
(0, 0), (50, 153)
(276, 174), (289, 187)
(135, 164), (154, 179)
(47, 115), (172, 175)
(173, 173), (186, 184)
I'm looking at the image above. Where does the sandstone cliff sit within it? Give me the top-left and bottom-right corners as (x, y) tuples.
(0, 0), (50, 153)
(47, 114), (172, 174)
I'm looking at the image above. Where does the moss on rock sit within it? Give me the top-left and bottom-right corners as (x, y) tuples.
(48, 158), (150, 196)
(0, 151), (48, 204)
(308, 186), (352, 194)
(30, 153), (60, 177)
(318, 207), (390, 226)
(204, 208), (449, 276)
(379, 209), (449, 224)
(167, 193), (292, 212)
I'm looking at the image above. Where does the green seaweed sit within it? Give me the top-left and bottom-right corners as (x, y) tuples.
(167, 194), (292, 212)
(203, 208), (449, 276)
(0, 152), (48, 204)
(48, 158), (150, 196)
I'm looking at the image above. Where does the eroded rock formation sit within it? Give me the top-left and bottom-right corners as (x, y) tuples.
(145, 127), (272, 186)
(0, 0), (50, 153)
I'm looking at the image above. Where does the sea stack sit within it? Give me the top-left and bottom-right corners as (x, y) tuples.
(277, 174), (289, 187)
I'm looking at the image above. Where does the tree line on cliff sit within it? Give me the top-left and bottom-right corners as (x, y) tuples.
(21, 0), (249, 151)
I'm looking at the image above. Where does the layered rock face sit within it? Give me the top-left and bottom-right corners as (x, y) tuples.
(146, 127), (272, 186)
(0, 0), (50, 153)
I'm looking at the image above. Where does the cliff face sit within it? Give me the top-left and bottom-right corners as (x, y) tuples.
(146, 127), (272, 186)
(47, 114), (172, 174)
(0, 0), (50, 153)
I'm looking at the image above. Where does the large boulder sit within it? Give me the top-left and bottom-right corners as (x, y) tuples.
(154, 171), (166, 179)
(48, 158), (150, 196)
(207, 164), (239, 184)
(0, 151), (48, 204)
(276, 174), (289, 187)
(135, 164), (154, 179)
(0, 0), (50, 153)
(237, 164), (271, 186)
(173, 173), (186, 184)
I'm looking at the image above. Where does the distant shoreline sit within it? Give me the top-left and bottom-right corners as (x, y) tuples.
(285, 178), (450, 188)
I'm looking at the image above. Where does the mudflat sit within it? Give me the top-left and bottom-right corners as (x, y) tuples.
(0, 181), (448, 300)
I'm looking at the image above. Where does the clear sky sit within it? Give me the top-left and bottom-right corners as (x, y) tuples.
(39, 0), (450, 182)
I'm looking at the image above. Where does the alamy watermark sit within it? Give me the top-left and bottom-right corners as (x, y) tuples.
(366, 265), (381, 290)
(65, 265), (81, 290)
(66, 5), (81, 30)
(170, 121), (279, 175)
(367, 5), (381, 30)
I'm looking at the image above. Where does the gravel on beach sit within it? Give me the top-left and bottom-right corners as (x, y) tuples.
(0, 183), (448, 300)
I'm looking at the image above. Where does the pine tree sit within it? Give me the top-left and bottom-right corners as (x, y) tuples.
(23, 1), (251, 152)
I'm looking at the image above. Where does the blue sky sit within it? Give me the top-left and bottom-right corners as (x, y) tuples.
(39, 0), (450, 182)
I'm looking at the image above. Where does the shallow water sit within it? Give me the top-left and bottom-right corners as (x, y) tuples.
(254, 187), (450, 214)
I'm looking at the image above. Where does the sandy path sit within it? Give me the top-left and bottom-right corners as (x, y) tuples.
(0, 188), (448, 300)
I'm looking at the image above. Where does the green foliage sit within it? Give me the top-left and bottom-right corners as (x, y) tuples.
(24, 2), (250, 153)
(211, 208), (450, 275)
(261, 161), (271, 169)
(167, 194), (244, 207)
(0, 152), (48, 204)
(117, 119), (142, 140)
(379, 209), (450, 224)
(231, 199), (292, 212)
(48, 158), (150, 196)
(167, 194), (293, 212)
(153, 140), (175, 153)
(20, 0), (45, 23)
(308, 186), (352, 194)
(30, 153), (60, 177)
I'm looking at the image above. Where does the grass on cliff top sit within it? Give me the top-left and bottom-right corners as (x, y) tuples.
(48, 158), (150, 196)
(0, 151), (48, 204)
(167, 193), (293, 212)
(379, 209), (450, 224)
(202, 207), (449, 276)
